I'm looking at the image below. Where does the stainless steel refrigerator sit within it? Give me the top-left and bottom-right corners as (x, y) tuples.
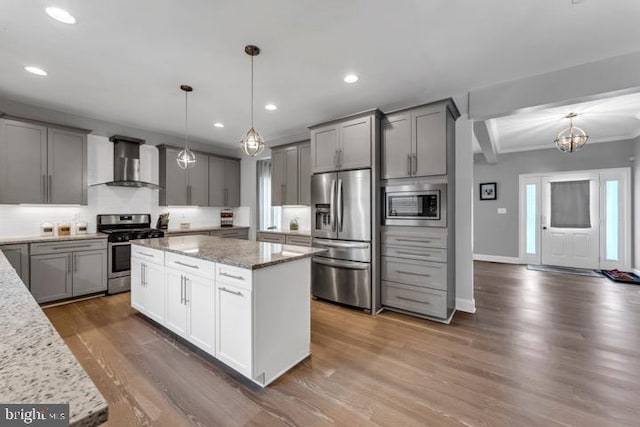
(311, 169), (371, 309)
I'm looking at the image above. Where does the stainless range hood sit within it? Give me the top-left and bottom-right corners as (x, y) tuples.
(91, 135), (162, 189)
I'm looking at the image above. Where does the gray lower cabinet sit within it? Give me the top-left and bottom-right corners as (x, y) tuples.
(256, 232), (286, 244)
(210, 228), (249, 240)
(208, 157), (241, 207)
(0, 118), (88, 205)
(0, 244), (30, 287)
(30, 253), (73, 303)
(30, 239), (107, 303)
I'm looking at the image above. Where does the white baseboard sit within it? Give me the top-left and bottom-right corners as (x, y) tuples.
(473, 254), (522, 264)
(456, 298), (476, 313)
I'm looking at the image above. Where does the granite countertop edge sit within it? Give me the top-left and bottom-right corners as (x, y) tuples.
(0, 233), (107, 245)
(0, 252), (108, 426)
(165, 226), (250, 234)
(257, 229), (312, 237)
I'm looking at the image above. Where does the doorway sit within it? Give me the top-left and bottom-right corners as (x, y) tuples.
(519, 168), (631, 269)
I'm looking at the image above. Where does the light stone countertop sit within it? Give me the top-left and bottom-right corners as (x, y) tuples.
(257, 229), (312, 237)
(0, 251), (108, 426)
(0, 233), (107, 245)
(131, 235), (325, 270)
(165, 226), (249, 234)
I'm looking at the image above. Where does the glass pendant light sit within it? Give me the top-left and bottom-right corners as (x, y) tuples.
(240, 45), (265, 157)
(177, 84), (196, 169)
(555, 113), (589, 153)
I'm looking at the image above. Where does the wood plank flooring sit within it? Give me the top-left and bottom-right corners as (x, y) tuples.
(43, 261), (640, 426)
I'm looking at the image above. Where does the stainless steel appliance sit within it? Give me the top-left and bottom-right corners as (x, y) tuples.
(384, 183), (447, 227)
(311, 169), (371, 309)
(91, 136), (162, 189)
(97, 214), (165, 294)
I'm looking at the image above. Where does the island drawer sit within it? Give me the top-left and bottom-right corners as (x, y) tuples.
(257, 232), (286, 244)
(285, 235), (312, 247)
(212, 228), (249, 239)
(131, 245), (165, 265)
(217, 264), (252, 290)
(381, 256), (446, 291)
(166, 252), (215, 277)
(31, 239), (107, 255)
(382, 245), (446, 263)
(382, 282), (447, 319)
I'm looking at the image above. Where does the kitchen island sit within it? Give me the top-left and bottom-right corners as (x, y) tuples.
(130, 235), (325, 387)
(0, 250), (108, 426)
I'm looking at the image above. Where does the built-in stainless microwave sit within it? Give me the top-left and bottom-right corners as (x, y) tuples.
(384, 183), (447, 227)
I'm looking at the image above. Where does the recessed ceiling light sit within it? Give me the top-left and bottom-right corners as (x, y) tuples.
(265, 104), (278, 111)
(344, 74), (359, 83)
(214, 122), (224, 128)
(45, 7), (76, 24)
(24, 66), (47, 76)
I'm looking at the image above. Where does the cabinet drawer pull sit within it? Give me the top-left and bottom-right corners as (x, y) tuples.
(174, 260), (199, 269)
(137, 252), (155, 258)
(220, 286), (243, 296)
(395, 270), (431, 277)
(52, 244), (92, 250)
(396, 295), (430, 304)
(395, 250), (430, 257)
(394, 238), (433, 243)
(220, 271), (245, 281)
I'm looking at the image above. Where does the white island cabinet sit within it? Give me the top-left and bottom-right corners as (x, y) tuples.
(130, 235), (325, 387)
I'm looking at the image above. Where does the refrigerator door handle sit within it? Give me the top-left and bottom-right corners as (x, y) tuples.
(337, 178), (343, 232)
(313, 239), (369, 249)
(312, 257), (370, 270)
(329, 178), (337, 232)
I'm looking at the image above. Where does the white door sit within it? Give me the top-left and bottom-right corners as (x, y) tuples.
(540, 172), (600, 268)
(165, 268), (188, 337)
(187, 274), (215, 354)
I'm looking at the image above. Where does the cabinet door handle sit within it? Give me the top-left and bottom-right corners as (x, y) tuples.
(180, 275), (184, 304)
(220, 271), (245, 281)
(42, 175), (46, 202)
(220, 286), (243, 296)
(397, 295), (431, 304)
(184, 277), (189, 305)
(412, 153), (417, 175)
(174, 260), (199, 269)
(407, 154), (412, 175)
(396, 270), (431, 277)
(68, 254), (72, 273)
(48, 175), (52, 201)
(338, 149), (343, 169)
(73, 254), (77, 272)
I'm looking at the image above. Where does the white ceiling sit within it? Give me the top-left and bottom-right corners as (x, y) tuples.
(485, 92), (640, 154)
(2, 0), (640, 148)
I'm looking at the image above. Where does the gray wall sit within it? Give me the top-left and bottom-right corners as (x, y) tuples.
(474, 139), (636, 258)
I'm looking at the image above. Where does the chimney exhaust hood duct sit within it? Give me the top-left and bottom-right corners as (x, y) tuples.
(91, 135), (162, 189)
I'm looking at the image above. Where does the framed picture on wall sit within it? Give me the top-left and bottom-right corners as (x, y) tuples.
(479, 182), (497, 200)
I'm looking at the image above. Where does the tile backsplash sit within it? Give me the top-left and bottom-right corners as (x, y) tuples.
(280, 206), (311, 232)
(0, 135), (250, 238)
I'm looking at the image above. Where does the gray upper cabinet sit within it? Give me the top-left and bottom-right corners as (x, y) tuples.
(297, 142), (311, 205)
(271, 145), (298, 206)
(208, 157), (241, 207)
(382, 101), (455, 179)
(0, 118), (87, 205)
(159, 146), (188, 206)
(381, 112), (412, 179)
(0, 244), (29, 287)
(310, 111), (376, 173)
(188, 152), (209, 206)
(48, 128), (87, 204)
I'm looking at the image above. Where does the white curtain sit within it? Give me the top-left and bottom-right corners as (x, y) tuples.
(257, 159), (281, 230)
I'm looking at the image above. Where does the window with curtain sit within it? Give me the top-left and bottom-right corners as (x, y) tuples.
(257, 159), (281, 230)
(550, 180), (591, 228)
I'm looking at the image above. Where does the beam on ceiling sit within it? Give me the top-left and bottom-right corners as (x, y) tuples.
(473, 121), (497, 164)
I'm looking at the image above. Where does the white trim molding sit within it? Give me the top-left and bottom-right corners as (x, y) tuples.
(473, 254), (522, 264)
(456, 298), (476, 313)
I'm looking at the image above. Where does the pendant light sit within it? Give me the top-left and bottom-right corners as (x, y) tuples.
(555, 113), (589, 153)
(240, 45), (265, 157)
(177, 84), (196, 169)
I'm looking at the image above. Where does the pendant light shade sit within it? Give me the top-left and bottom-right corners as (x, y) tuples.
(177, 84), (196, 169)
(240, 45), (265, 157)
(555, 113), (589, 153)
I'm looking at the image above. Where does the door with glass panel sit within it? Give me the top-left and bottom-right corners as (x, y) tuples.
(541, 173), (600, 268)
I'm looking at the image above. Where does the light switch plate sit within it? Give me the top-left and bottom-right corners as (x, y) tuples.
(497, 208), (507, 214)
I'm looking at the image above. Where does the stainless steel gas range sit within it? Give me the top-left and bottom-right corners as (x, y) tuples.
(97, 214), (165, 294)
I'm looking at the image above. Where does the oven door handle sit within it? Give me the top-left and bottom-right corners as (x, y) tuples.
(312, 257), (369, 270)
(110, 242), (131, 247)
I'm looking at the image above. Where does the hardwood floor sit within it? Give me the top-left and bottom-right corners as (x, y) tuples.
(43, 261), (640, 426)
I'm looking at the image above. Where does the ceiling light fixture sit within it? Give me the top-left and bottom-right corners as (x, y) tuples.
(265, 104), (278, 111)
(240, 45), (265, 157)
(24, 66), (47, 76)
(45, 7), (76, 24)
(344, 74), (359, 83)
(555, 113), (589, 153)
(176, 85), (196, 169)
(214, 122), (224, 128)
